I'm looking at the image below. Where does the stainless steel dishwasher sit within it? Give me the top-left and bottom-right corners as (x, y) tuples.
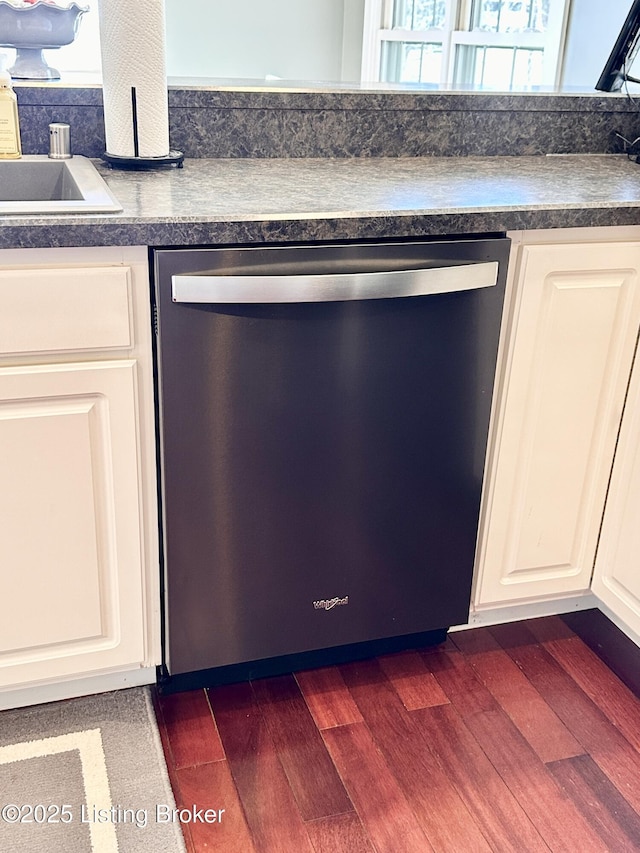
(153, 237), (510, 689)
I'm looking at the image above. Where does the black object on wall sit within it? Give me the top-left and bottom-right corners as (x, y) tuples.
(596, 0), (640, 91)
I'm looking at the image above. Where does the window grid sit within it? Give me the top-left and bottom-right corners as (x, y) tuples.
(363, 0), (568, 90)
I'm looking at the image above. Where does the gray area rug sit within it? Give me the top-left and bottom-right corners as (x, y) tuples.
(0, 687), (186, 853)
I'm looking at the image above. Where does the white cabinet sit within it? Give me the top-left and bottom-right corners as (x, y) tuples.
(476, 235), (640, 608)
(0, 248), (160, 696)
(4, 230), (640, 700)
(592, 343), (640, 641)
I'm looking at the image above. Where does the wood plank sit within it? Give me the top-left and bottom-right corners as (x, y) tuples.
(377, 650), (450, 711)
(322, 722), (434, 853)
(528, 621), (640, 752)
(548, 754), (640, 852)
(250, 674), (353, 821)
(420, 644), (609, 853)
(304, 811), (374, 853)
(453, 627), (583, 762)
(488, 619), (553, 651)
(157, 688), (225, 769)
(155, 620), (640, 853)
(492, 623), (640, 815)
(413, 703), (548, 852)
(207, 681), (315, 853)
(151, 686), (180, 777)
(151, 689), (196, 853)
(562, 608), (640, 699)
(174, 761), (256, 853)
(295, 666), (363, 729)
(517, 614), (576, 643)
(339, 657), (492, 852)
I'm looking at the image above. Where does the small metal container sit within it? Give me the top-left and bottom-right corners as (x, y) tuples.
(48, 122), (72, 159)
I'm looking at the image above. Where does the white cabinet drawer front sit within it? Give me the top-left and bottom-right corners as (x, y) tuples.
(0, 267), (132, 356)
(0, 361), (145, 685)
(477, 242), (640, 606)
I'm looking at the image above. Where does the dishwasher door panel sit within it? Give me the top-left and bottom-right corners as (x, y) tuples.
(154, 240), (509, 676)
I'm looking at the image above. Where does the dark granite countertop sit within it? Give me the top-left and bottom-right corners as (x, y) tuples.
(3, 154), (640, 250)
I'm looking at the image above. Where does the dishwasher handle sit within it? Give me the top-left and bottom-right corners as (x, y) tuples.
(171, 261), (499, 304)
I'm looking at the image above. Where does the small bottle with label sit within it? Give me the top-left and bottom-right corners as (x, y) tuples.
(0, 58), (21, 160)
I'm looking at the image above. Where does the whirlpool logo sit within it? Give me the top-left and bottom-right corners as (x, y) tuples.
(313, 596), (349, 611)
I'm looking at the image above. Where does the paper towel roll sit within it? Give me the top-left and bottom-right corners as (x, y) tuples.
(99, 0), (170, 158)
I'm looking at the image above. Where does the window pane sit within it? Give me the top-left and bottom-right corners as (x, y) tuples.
(471, 0), (549, 34)
(392, 0), (447, 30)
(455, 45), (544, 89)
(512, 47), (544, 85)
(381, 41), (443, 84)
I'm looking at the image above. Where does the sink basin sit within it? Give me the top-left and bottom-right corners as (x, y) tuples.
(0, 156), (122, 214)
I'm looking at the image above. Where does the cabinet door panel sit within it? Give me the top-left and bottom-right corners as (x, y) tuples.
(477, 243), (640, 605)
(0, 361), (145, 686)
(593, 348), (640, 637)
(0, 399), (103, 650)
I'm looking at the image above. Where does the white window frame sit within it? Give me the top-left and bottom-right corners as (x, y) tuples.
(362, 0), (571, 89)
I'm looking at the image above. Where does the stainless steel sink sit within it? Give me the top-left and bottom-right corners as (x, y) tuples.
(0, 155), (122, 214)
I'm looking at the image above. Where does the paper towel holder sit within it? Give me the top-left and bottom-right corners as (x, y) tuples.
(102, 86), (184, 170)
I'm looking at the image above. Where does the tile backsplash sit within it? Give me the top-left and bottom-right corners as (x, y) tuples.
(14, 85), (640, 159)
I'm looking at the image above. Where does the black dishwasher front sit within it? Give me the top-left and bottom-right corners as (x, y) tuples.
(153, 237), (509, 687)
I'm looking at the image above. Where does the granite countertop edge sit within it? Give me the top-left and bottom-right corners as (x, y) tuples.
(2, 154), (640, 250)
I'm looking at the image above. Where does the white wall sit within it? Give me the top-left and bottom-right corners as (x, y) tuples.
(164, 0), (363, 82)
(17, 0), (625, 91)
(342, 0), (366, 81)
(36, 0), (363, 82)
(37, 3), (102, 76)
(562, 0), (635, 90)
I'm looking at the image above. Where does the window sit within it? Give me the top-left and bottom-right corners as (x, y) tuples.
(362, 0), (570, 90)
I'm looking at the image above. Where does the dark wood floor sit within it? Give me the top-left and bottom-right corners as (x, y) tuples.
(153, 614), (640, 852)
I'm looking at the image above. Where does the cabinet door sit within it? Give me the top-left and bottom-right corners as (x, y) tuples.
(476, 242), (640, 606)
(592, 346), (640, 638)
(0, 360), (145, 687)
